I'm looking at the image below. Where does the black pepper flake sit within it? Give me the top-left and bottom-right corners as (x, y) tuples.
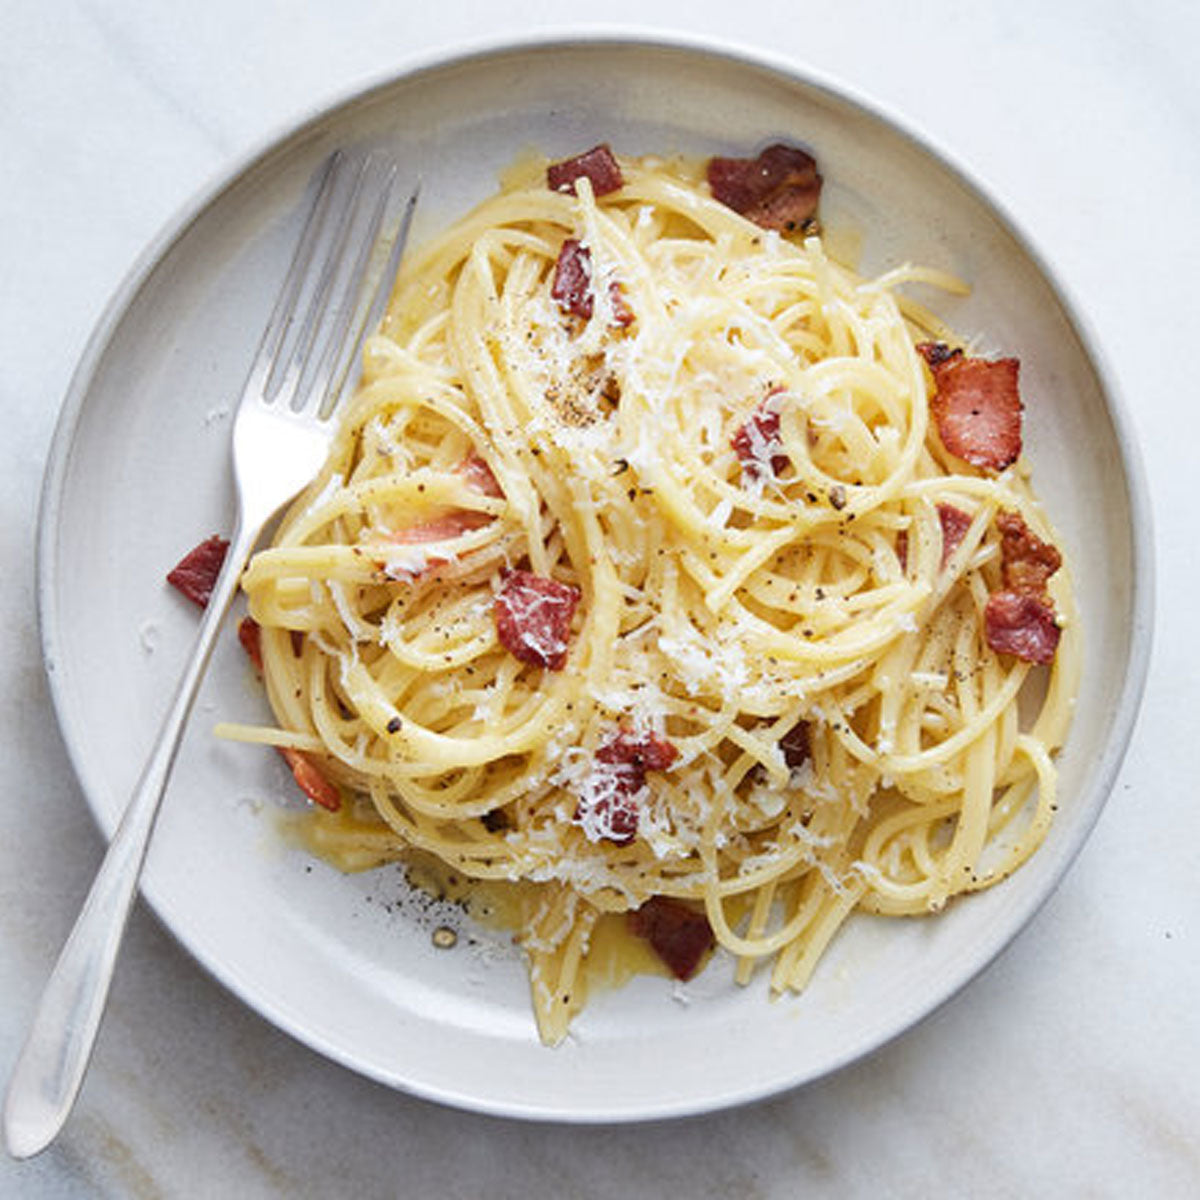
(829, 485), (847, 510)
(612, 457), (630, 476)
(386, 716), (402, 734)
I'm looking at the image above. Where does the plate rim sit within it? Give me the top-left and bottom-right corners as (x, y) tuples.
(36, 28), (1156, 1122)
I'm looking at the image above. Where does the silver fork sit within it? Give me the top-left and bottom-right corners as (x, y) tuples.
(4, 151), (418, 1159)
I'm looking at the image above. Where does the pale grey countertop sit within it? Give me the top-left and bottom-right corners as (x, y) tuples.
(2, 2), (1197, 1196)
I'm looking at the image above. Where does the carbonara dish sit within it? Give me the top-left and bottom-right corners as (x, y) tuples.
(218, 143), (1079, 1044)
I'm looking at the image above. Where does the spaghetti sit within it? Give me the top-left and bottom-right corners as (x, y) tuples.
(224, 145), (1079, 1044)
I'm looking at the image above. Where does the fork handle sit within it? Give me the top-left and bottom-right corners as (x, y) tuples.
(4, 516), (258, 1159)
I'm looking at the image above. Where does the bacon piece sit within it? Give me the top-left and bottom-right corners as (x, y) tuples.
(235, 617), (341, 809)
(897, 505), (972, 572)
(576, 729), (679, 845)
(996, 511), (1062, 595)
(984, 590), (1061, 665)
(236, 617), (302, 673)
(596, 729), (680, 774)
(166, 535), (229, 607)
(278, 747), (341, 812)
(928, 355), (1023, 471)
(381, 460), (505, 581)
(937, 504), (972, 566)
(983, 511), (1063, 664)
(608, 281), (635, 328)
(552, 238), (596, 320)
(493, 569), (582, 671)
(550, 239), (634, 327)
(732, 395), (788, 480)
(916, 341), (963, 368)
(707, 143), (822, 232)
(459, 452), (503, 498)
(628, 896), (715, 981)
(779, 719), (811, 770)
(390, 510), (492, 545)
(547, 144), (624, 197)
(380, 515), (476, 581)
(238, 616), (263, 672)
(388, 454), (503, 551)
(578, 775), (640, 845)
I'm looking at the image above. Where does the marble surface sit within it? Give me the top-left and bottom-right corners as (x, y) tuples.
(2, 1), (1197, 1196)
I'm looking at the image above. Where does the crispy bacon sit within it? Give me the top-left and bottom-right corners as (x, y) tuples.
(166, 535), (229, 607)
(390, 511), (492, 545)
(916, 341), (963, 368)
(493, 569), (581, 671)
(459, 451), (503, 498)
(983, 511), (1063, 664)
(897, 504), (973, 573)
(897, 504), (973, 574)
(984, 590), (1061, 665)
(278, 746), (341, 812)
(236, 616), (301, 672)
(382, 454), (503, 574)
(576, 728), (679, 846)
(628, 896), (715, 981)
(380, 512), (483, 581)
(927, 354), (1023, 471)
(578, 775), (640, 845)
(550, 238), (633, 326)
(996, 511), (1062, 595)
(596, 729), (680, 774)
(707, 143), (822, 232)
(237, 616), (263, 672)
(234, 617), (341, 809)
(551, 238), (595, 320)
(732, 395), (788, 480)
(547, 144), (624, 197)
(937, 504), (972, 566)
(779, 719), (811, 770)
(608, 281), (635, 328)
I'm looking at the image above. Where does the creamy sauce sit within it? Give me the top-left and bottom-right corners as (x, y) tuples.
(403, 849), (672, 993)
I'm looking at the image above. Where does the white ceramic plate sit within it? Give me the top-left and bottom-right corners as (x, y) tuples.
(39, 33), (1152, 1121)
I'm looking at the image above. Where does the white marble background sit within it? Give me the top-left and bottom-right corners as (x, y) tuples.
(2, 1), (1197, 1196)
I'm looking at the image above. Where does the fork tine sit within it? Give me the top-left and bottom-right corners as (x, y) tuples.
(299, 160), (398, 418)
(311, 178), (422, 419)
(268, 155), (374, 408)
(242, 151), (345, 399)
(356, 183), (420, 355)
